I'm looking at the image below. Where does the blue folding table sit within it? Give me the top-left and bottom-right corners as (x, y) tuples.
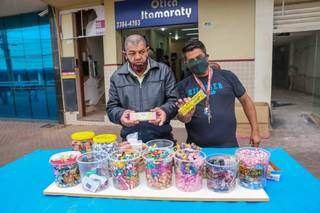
(1, 148), (319, 213)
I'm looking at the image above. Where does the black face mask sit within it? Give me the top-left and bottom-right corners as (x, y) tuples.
(186, 56), (209, 75)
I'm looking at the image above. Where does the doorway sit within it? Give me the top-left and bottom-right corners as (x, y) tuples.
(120, 24), (199, 82)
(74, 9), (106, 121)
(271, 31), (320, 129)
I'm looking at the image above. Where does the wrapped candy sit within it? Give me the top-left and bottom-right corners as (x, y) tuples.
(49, 151), (81, 187)
(236, 147), (270, 189)
(143, 147), (173, 190)
(109, 150), (140, 190)
(174, 149), (206, 192)
(206, 154), (238, 192)
(71, 131), (95, 153)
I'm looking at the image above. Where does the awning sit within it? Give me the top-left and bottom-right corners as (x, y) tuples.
(0, 0), (47, 17)
(274, 1), (320, 33)
(41, 0), (102, 10)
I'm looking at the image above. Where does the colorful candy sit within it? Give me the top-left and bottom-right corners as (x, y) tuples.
(143, 147), (173, 190)
(77, 152), (109, 192)
(71, 131), (95, 153)
(92, 134), (118, 154)
(117, 141), (146, 172)
(174, 149), (205, 192)
(235, 147), (270, 189)
(49, 151), (81, 187)
(110, 150), (140, 190)
(206, 154), (238, 192)
(174, 142), (201, 151)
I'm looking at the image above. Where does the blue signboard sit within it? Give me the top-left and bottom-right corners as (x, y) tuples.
(115, 0), (198, 30)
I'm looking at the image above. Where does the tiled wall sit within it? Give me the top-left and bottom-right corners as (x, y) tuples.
(104, 65), (120, 100)
(210, 60), (255, 98)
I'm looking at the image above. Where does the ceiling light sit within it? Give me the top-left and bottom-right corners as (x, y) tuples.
(186, 32), (199, 36)
(181, 28), (198, 31)
(38, 9), (48, 17)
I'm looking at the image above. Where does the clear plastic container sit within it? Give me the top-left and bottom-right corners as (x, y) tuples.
(71, 131), (95, 153)
(109, 150), (140, 190)
(206, 154), (238, 192)
(235, 147), (270, 189)
(116, 140), (146, 173)
(174, 149), (206, 192)
(49, 151), (81, 187)
(146, 139), (174, 149)
(143, 147), (173, 190)
(93, 134), (118, 177)
(77, 152), (109, 192)
(92, 134), (117, 154)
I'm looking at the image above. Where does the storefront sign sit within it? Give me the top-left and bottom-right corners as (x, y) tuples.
(60, 6), (105, 38)
(115, 0), (198, 30)
(86, 6), (105, 36)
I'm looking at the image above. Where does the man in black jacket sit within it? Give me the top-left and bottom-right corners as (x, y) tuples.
(106, 34), (178, 142)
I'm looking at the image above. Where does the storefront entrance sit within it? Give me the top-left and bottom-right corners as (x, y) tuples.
(115, 0), (198, 82)
(121, 24), (198, 82)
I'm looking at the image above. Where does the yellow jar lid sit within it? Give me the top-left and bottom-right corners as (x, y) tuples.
(71, 131), (95, 141)
(93, 134), (117, 144)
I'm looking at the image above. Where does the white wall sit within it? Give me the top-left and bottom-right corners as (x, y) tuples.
(254, 0), (274, 103)
(314, 32), (320, 97)
(198, 0), (255, 59)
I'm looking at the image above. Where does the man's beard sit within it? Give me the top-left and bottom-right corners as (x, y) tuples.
(130, 60), (148, 73)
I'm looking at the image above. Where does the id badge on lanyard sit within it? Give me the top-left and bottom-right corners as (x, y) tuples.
(193, 68), (213, 124)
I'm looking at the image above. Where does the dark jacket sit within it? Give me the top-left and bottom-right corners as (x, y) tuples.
(106, 58), (178, 142)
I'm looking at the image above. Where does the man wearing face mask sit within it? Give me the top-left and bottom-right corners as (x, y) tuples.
(106, 34), (178, 142)
(176, 40), (261, 148)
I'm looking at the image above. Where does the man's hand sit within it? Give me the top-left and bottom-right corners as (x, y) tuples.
(176, 98), (195, 123)
(149, 107), (167, 126)
(120, 110), (139, 127)
(250, 130), (261, 147)
(238, 93), (261, 147)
